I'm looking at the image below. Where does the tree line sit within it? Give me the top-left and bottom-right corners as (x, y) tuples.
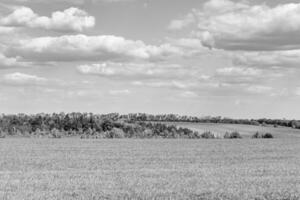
(125, 113), (300, 128)
(0, 113), (299, 138)
(0, 113), (199, 138)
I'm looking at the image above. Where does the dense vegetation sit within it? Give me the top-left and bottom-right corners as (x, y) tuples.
(126, 113), (300, 128)
(0, 112), (290, 138)
(0, 113), (201, 138)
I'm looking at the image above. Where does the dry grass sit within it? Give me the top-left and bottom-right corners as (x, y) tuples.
(0, 138), (299, 200)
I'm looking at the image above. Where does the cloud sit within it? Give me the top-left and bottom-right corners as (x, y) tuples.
(6, 34), (180, 62)
(295, 88), (300, 96)
(216, 67), (261, 77)
(132, 80), (214, 91)
(180, 91), (199, 98)
(232, 50), (300, 69)
(214, 66), (264, 85)
(0, 53), (28, 68)
(247, 85), (273, 94)
(1, 7), (95, 32)
(165, 37), (210, 55)
(6, 0), (134, 4)
(169, 0), (300, 51)
(109, 89), (131, 95)
(77, 62), (200, 80)
(131, 78), (275, 97)
(2, 72), (47, 85)
(0, 26), (15, 34)
(168, 12), (196, 31)
(214, 64), (286, 86)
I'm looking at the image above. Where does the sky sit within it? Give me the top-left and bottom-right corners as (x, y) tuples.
(0, 0), (300, 119)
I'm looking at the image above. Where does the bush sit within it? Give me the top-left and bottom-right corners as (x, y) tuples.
(107, 128), (125, 138)
(192, 131), (202, 139)
(201, 131), (215, 139)
(224, 131), (242, 139)
(50, 128), (63, 138)
(252, 132), (262, 138)
(263, 133), (274, 138)
(252, 132), (274, 139)
(0, 132), (6, 138)
(140, 129), (154, 138)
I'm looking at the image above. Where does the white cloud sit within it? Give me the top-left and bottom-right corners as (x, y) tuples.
(0, 53), (28, 68)
(169, 0), (300, 50)
(216, 67), (261, 77)
(295, 88), (300, 96)
(247, 85), (273, 94)
(214, 65), (279, 85)
(168, 12), (196, 31)
(109, 89), (131, 95)
(7, 34), (180, 62)
(0, 26), (15, 34)
(180, 91), (198, 98)
(166, 37), (210, 55)
(77, 62), (193, 79)
(233, 50), (300, 69)
(2, 72), (47, 85)
(1, 7), (95, 32)
(7, 0), (134, 4)
(132, 80), (208, 90)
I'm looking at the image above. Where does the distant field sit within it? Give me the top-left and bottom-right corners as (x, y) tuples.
(162, 122), (300, 138)
(0, 138), (299, 200)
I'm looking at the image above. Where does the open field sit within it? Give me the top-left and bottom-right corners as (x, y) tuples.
(162, 122), (300, 138)
(0, 138), (299, 200)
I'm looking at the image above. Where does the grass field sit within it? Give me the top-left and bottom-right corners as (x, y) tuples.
(162, 122), (300, 138)
(0, 136), (299, 199)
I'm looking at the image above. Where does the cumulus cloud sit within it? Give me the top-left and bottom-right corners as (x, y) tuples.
(295, 88), (300, 96)
(109, 89), (131, 95)
(216, 67), (261, 77)
(132, 79), (216, 91)
(6, 34), (180, 62)
(247, 85), (273, 94)
(0, 53), (28, 68)
(168, 12), (196, 31)
(77, 62), (200, 79)
(2, 72), (47, 85)
(0, 26), (15, 34)
(6, 0), (134, 4)
(169, 0), (300, 50)
(165, 37), (211, 55)
(214, 65), (283, 85)
(180, 91), (199, 98)
(233, 50), (300, 69)
(1, 7), (95, 32)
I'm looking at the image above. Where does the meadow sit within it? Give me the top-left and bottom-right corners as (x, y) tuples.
(163, 122), (300, 138)
(0, 133), (299, 199)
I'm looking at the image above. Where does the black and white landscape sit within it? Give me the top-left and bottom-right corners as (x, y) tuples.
(0, 0), (300, 199)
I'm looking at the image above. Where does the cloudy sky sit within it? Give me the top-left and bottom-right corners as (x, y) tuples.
(0, 0), (300, 118)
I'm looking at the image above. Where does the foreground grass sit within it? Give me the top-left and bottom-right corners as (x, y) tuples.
(0, 139), (299, 200)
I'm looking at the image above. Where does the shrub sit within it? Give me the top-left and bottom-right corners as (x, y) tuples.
(263, 133), (274, 138)
(252, 132), (262, 138)
(50, 128), (63, 138)
(252, 132), (274, 139)
(201, 131), (215, 139)
(141, 129), (154, 138)
(80, 135), (87, 139)
(0, 132), (6, 138)
(224, 131), (242, 139)
(107, 128), (125, 138)
(192, 131), (202, 139)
